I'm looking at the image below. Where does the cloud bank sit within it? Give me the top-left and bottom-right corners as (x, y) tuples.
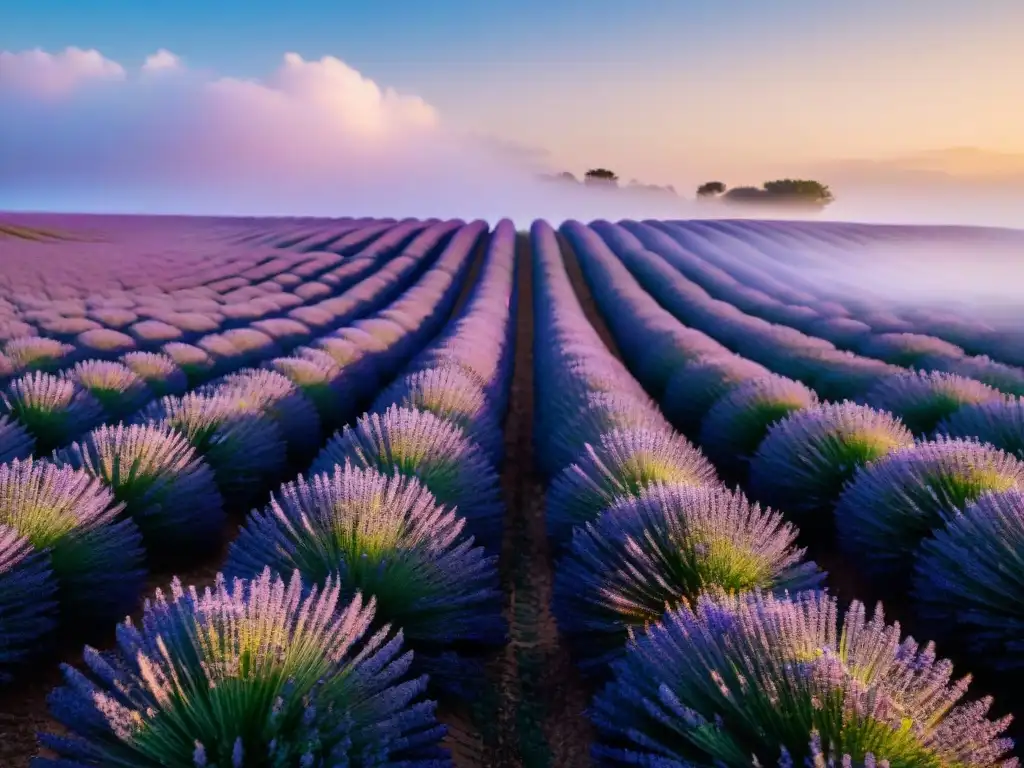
(1, 46), (1021, 230)
(0, 46), (690, 224)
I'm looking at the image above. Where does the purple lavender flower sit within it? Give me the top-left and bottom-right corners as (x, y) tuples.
(264, 355), (351, 429)
(0, 458), (145, 626)
(204, 368), (322, 459)
(64, 359), (152, 418)
(3, 336), (75, 374)
(224, 464), (504, 649)
(0, 372), (105, 453)
(137, 392), (287, 502)
(836, 438), (1024, 585)
(55, 423), (226, 557)
(120, 351), (188, 398)
(37, 569), (449, 766)
(311, 406), (504, 553)
(0, 414), (35, 464)
(864, 370), (1000, 436)
(0, 525), (59, 680)
(539, 391), (672, 479)
(661, 353), (771, 436)
(161, 342), (215, 385)
(591, 589), (1016, 766)
(546, 428), (719, 549)
(937, 396), (1024, 459)
(699, 375), (819, 479)
(912, 490), (1024, 670)
(554, 485), (823, 671)
(371, 366), (503, 464)
(76, 328), (137, 356)
(749, 402), (915, 526)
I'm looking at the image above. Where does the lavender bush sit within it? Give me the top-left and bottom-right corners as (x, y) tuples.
(545, 427), (719, 549)
(554, 485), (823, 670)
(37, 569), (449, 767)
(864, 370), (1000, 436)
(55, 423), (226, 556)
(224, 465), (504, 651)
(749, 402), (915, 525)
(591, 589), (1016, 766)
(311, 406), (504, 553)
(836, 438), (1024, 585)
(1, 372), (105, 453)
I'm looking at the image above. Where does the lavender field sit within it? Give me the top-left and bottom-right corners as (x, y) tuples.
(2, 212), (1024, 767)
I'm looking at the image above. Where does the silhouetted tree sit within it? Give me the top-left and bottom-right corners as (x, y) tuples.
(557, 171), (578, 183)
(584, 168), (619, 186)
(762, 178), (834, 206)
(696, 181), (727, 198)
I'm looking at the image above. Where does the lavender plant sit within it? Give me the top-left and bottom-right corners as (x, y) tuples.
(3, 336), (75, 374)
(554, 485), (823, 670)
(0, 458), (145, 626)
(371, 367), (503, 465)
(55, 423), (226, 556)
(206, 368), (323, 459)
(1, 372), (105, 453)
(224, 464), (504, 651)
(65, 359), (153, 418)
(591, 590), (1016, 767)
(836, 438), (1024, 585)
(539, 391), (672, 479)
(137, 392), (287, 502)
(912, 490), (1024, 670)
(699, 375), (819, 479)
(545, 428), (719, 549)
(0, 525), (59, 680)
(120, 351), (189, 397)
(864, 370), (1000, 436)
(37, 569), (450, 767)
(748, 402), (915, 526)
(311, 406), (503, 553)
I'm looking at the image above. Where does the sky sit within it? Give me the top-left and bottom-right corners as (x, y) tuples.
(2, 0), (1023, 222)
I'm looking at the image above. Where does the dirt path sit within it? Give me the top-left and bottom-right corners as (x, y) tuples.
(477, 232), (593, 768)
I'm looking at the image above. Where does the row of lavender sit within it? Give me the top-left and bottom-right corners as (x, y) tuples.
(0, 218), (443, 380)
(0, 220), (465, 464)
(542, 219), (1018, 765)
(570, 218), (1024, 673)
(654, 218), (1024, 367)
(0, 221), (510, 765)
(589, 221), (1024, 457)
(622, 220), (1024, 392)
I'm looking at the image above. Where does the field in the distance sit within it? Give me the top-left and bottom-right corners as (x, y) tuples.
(1, 212), (1023, 767)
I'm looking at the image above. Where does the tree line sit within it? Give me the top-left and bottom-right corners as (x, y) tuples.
(542, 168), (835, 210)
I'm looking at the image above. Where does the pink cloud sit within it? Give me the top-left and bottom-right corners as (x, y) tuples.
(0, 47), (125, 95)
(142, 49), (182, 73)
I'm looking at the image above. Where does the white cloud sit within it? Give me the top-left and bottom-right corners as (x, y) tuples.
(0, 46), (125, 95)
(142, 49), (182, 72)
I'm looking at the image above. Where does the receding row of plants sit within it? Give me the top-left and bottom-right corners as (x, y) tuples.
(537, 220), (1019, 766)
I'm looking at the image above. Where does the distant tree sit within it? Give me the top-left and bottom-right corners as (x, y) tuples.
(584, 168), (619, 186)
(557, 171), (578, 183)
(696, 181), (727, 198)
(762, 178), (835, 207)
